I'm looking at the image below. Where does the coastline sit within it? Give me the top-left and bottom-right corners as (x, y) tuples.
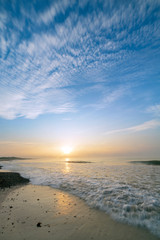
(0, 169), (30, 210)
(0, 175), (159, 239)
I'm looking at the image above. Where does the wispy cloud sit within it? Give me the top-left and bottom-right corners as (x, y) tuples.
(37, 0), (75, 25)
(104, 120), (160, 135)
(147, 104), (160, 117)
(0, 0), (160, 119)
(83, 85), (129, 110)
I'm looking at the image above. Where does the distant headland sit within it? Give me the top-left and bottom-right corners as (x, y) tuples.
(130, 160), (160, 165)
(0, 157), (30, 161)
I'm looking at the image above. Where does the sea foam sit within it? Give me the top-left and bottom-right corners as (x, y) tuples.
(1, 159), (160, 237)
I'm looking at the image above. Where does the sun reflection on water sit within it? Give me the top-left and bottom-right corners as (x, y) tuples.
(62, 158), (70, 173)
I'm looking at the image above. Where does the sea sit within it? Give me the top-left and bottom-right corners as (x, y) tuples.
(0, 157), (160, 237)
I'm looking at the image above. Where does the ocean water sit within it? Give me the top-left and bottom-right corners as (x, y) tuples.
(0, 157), (160, 237)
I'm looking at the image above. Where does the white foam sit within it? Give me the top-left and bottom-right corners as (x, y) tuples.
(1, 159), (160, 237)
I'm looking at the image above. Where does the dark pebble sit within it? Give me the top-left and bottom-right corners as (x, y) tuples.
(37, 222), (42, 227)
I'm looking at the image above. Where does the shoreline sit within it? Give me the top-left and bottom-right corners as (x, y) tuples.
(0, 181), (159, 239)
(0, 170), (30, 209)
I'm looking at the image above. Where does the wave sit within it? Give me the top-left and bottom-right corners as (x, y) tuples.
(0, 159), (160, 237)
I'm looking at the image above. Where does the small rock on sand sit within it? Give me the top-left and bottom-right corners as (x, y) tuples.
(37, 222), (42, 227)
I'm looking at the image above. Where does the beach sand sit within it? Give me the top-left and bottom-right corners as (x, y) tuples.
(0, 183), (159, 240)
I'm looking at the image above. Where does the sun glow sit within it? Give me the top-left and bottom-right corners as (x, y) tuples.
(61, 146), (73, 155)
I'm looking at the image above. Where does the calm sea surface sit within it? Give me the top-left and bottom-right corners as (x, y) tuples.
(1, 157), (160, 237)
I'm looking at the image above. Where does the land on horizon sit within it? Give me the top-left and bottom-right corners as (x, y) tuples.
(0, 157), (30, 161)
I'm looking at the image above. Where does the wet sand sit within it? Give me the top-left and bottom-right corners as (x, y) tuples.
(0, 184), (159, 240)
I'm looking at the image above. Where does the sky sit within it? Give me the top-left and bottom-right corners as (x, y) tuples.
(0, 0), (160, 158)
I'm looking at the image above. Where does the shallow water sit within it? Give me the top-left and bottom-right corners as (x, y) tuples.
(0, 157), (160, 237)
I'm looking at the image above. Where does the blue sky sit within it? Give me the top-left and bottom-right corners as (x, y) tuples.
(0, 0), (160, 157)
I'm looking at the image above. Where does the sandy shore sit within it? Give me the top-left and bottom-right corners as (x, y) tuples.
(0, 183), (159, 240)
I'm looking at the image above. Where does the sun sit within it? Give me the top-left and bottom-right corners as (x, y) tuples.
(61, 146), (73, 155)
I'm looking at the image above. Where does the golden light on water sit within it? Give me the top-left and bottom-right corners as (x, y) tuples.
(61, 159), (70, 174)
